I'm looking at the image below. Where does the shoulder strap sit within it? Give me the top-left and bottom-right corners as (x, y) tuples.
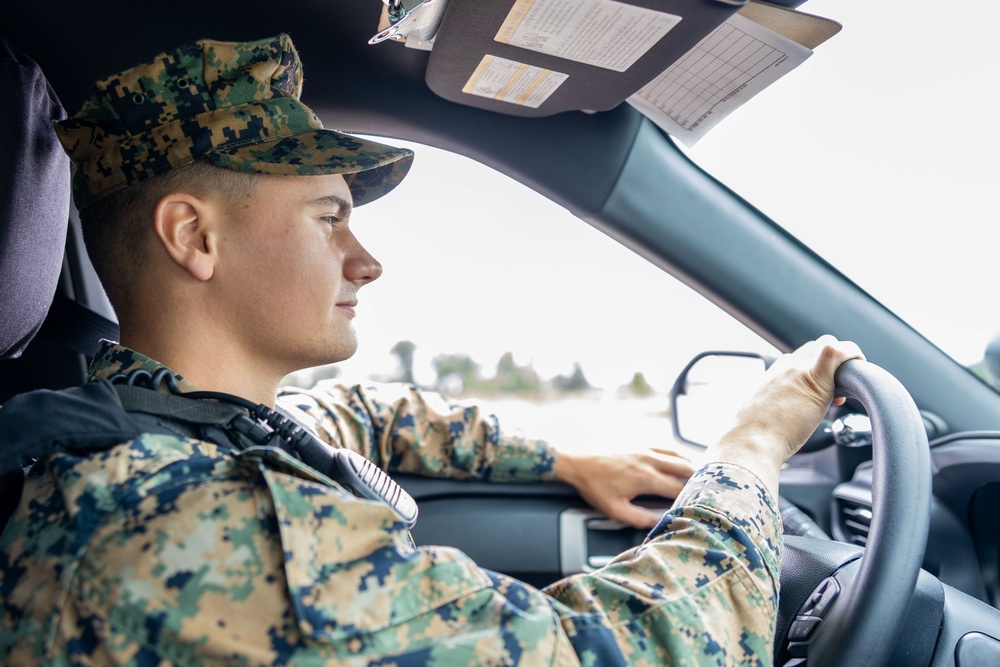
(114, 384), (246, 425)
(114, 385), (418, 527)
(112, 384), (268, 452)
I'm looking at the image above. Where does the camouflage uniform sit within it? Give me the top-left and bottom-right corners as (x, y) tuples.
(0, 343), (782, 665)
(0, 35), (782, 665)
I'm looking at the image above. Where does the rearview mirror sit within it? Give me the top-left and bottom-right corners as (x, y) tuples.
(670, 351), (770, 448)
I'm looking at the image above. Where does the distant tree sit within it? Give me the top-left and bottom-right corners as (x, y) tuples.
(279, 363), (341, 388)
(627, 371), (654, 397)
(311, 364), (343, 383)
(496, 351), (518, 375)
(491, 352), (541, 394)
(433, 353), (480, 394)
(552, 362), (593, 392)
(390, 340), (417, 385)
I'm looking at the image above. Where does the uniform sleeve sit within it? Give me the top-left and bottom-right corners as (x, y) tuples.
(5, 440), (783, 665)
(277, 380), (556, 482)
(543, 462), (783, 664)
(261, 458), (782, 665)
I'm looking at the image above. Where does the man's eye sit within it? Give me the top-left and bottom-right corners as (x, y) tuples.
(321, 215), (344, 226)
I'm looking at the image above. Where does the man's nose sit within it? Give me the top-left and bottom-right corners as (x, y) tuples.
(345, 237), (383, 286)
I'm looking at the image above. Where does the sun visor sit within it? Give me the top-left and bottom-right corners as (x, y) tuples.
(422, 0), (747, 117)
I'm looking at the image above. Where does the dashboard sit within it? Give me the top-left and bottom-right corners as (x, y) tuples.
(828, 432), (1000, 608)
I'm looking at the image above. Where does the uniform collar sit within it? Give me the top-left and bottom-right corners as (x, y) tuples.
(88, 340), (198, 393)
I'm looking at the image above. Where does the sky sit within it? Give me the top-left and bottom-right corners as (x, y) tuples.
(326, 0), (1000, 394)
(688, 0), (1000, 366)
(331, 143), (774, 391)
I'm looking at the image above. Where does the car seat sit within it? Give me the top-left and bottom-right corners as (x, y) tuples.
(0, 39), (70, 361)
(0, 39), (118, 533)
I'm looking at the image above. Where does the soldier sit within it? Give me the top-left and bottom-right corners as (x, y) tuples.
(0, 34), (862, 664)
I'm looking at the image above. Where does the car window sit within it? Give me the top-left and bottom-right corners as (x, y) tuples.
(680, 0), (1000, 391)
(285, 138), (778, 454)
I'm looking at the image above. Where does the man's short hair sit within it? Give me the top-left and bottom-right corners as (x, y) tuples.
(79, 161), (257, 320)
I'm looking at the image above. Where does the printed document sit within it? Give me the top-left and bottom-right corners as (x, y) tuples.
(628, 13), (811, 146)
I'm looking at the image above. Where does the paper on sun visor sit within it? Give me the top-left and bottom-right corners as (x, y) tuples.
(462, 55), (568, 109)
(627, 13), (811, 147)
(495, 0), (682, 73)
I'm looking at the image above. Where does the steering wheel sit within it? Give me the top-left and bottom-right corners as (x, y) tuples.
(774, 359), (931, 666)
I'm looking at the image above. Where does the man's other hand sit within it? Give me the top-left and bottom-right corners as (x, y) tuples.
(553, 447), (696, 529)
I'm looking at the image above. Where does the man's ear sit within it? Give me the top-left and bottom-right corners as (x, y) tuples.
(152, 193), (217, 282)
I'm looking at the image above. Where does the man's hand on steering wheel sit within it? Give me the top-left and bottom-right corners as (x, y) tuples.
(709, 335), (865, 499)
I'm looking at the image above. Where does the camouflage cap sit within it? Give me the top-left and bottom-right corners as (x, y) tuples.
(55, 34), (413, 211)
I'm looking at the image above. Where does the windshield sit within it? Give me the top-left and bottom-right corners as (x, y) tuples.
(682, 0), (1000, 385)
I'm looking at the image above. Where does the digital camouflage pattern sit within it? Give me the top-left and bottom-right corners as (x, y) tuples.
(86, 341), (557, 482)
(0, 343), (783, 665)
(54, 34), (413, 210)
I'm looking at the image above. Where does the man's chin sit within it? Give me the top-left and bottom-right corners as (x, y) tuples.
(319, 334), (359, 366)
(282, 335), (359, 377)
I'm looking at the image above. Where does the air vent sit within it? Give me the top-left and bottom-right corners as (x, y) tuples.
(835, 497), (872, 546)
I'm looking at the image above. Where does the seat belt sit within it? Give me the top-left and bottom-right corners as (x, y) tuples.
(38, 292), (120, 356)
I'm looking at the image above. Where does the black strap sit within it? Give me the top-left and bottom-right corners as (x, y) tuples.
(113, 384), (269, 452)
(0, 381), (260, 477)
(114, 385), (246, 425)
(114, 383), (418, 527)
(38, 293), (120, 357)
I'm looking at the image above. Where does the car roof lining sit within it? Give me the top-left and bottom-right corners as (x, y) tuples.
(0, 0), (814, 216)
(2, 1), (647, 217)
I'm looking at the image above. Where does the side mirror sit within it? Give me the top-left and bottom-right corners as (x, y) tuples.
(670, 351), (770, 449)
(671, 350), (864, 453)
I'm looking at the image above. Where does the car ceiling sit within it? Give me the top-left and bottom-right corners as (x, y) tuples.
(3, 0), (649, 218)
(2, 0), (818, 249)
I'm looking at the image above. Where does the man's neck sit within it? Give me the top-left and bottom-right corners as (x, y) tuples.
(120, 327), (283, 407)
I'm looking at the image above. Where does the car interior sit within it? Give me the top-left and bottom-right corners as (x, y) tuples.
(4, 1), (1000, 665)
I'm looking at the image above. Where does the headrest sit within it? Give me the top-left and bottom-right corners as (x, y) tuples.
(0, 40), (71, 359)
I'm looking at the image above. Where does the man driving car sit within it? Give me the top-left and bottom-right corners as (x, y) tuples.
(0, 34), (863, 665)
